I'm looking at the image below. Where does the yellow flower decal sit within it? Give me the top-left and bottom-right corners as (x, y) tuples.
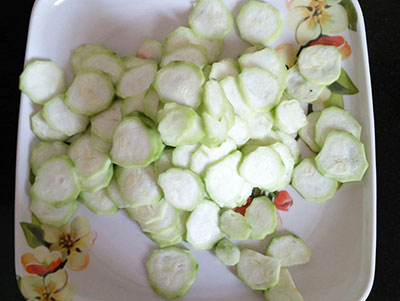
(288, 0), (348, 45)
(41, 216), (97, 271)
(19, 269), (74, 301)
(21, 246), (62, 276)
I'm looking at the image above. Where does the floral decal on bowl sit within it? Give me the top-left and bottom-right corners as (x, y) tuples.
(17, 216), (97, 300)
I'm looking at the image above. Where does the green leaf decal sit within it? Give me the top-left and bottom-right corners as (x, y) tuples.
(328, 68), (359, 95)
(31, 213), (41, 226)
(20, 222), (46, 248)
(324, 93), (344, 109)
(340, 0), (358, 31)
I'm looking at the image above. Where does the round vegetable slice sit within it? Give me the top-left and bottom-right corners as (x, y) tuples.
(160, 44), (208, 68)
(237, 249), (281, 290)
(219, 209), (251, 240)
(141, 200), (179, 234)
(106, 178), (130, 209)
(31, 110), (69, 142)
(188, 0), (233, 40)
(292, 157), (338, 203)
(215, 238), (241, 266)
(274, 99), (307, 134)
(236, 1), (282, 46)
(19, 60), (66, 105)
(209, 58), (239, 81)
(154, 149), (173, 177)
(266, 234), (311, 267)
(227, 116), (251, 147)
(205, 151), (252, 208)
(30, 142), (68, 175)
(245, 196), (278, 240)
(30, 155), (80, 207)
(143, 87), (160, 122)
(126, 199), (168, 226)
(116, 165), (162, 207)
(79, 164), (113, 193)
(186, 200), (224, 250)
(158, 168), (204, 211)
(220, 76), (253, 118)
(65, 69), (114, 116)
(90, 133), (112, 153)
(154, 61), (205, 109)
(314, 106), (362, 148)
(268, 142), (295, 191)
(286, 64), (324, 103)
(90, 100), (122, 143)
(239, 146), (285, 191)
(172, 144), (198, 169)
(80, 188), (119, 215)
(298, 45), (341, 85)
(315, 130), (369, 182)
(30, 198), (77, 227)
(239, 67), (283, 112)
(43, 95), (89, 136)
(146, 247), (198, 299)
(163, 26), (203, 54)
(200, 37), (223, 63)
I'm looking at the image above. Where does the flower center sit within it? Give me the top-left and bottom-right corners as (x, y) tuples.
(59, 232), (77, 254)
(304, 0), (331, 26)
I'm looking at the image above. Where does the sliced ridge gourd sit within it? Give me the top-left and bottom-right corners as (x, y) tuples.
(141, 200), (179, 234)
(68, 133), (111, 179)
(172, 144), (199, 169)
(245, 196), (278, 239)
(266, 234), (311, 267)
(65, 69), (114, 116)
(188, 0), (233, 40)
(91, 133), (112, 153)
(30, 142), (68, 175)
(236, 1), (282, 46)
(160, 43), (208, 68)
(238, 47), (287, 85)
(79, 163), (113, 193)
(190, 138), (236, 176)
(199, 37), (223, 63)
(298, 45), (341, 85)
(116, 165), (162, 207)
(126, 198), (168, 225)
(43, 95), (89, 136)
(146, 247), (198, 299)
(157, 103), (204, 146)
(116, 61), (157, 99)
(122, 56), (151, 68)
(239, 145), (285, 191)
(203, 64), (212, 79)
(158, 168), (204, 211)
(209, 58), (240, 81)
(315, 130), (369, 182)
(186, 200), (224, 250)
(30, 155), (80, 207)
(274, 99), (307, 134)
(106, 178), (130, 208)
(137, 39), (162, 63)
(219, 209), (251, 240)
(215, 238), (241, 266)
(90, 100), (122, 143)
(237, 249), (281, 290)
(80, 188), (119, 215)
(154, 61), (205, 109)
(227, 116), (251, 147)
(163, 26), (203, 54)
(19, 60), (66, 105)
(268, 142), (295, 191)
(149, 211), (188, 247)
(70, 44), (109, 73)
(31, 110), (69, 142)
(285, 64), (324, 103)
(205, 151), (252, 208)
(240, 45), (264, 56)
(66, 132), (83, 144)
(80, 48), (124, 84)
(239, 67), (283, 113)
(201, 112), (231, 147)
(314, 106), (362, 148)
(291, 157), (338, 203)
(30, 198), (77, 227)
(121, 93), (145, 116)
(220, 76), (253, 118)
(154, 149), (173, 177)
(298, 111), (322, 153)
(264, 268), (304, 301)
(203, 79), (234, 125)
(142, 87), (160, 122)
(111, 115), (164, 168)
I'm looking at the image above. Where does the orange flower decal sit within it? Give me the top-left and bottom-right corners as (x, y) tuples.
(21, 246), (62, 276)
